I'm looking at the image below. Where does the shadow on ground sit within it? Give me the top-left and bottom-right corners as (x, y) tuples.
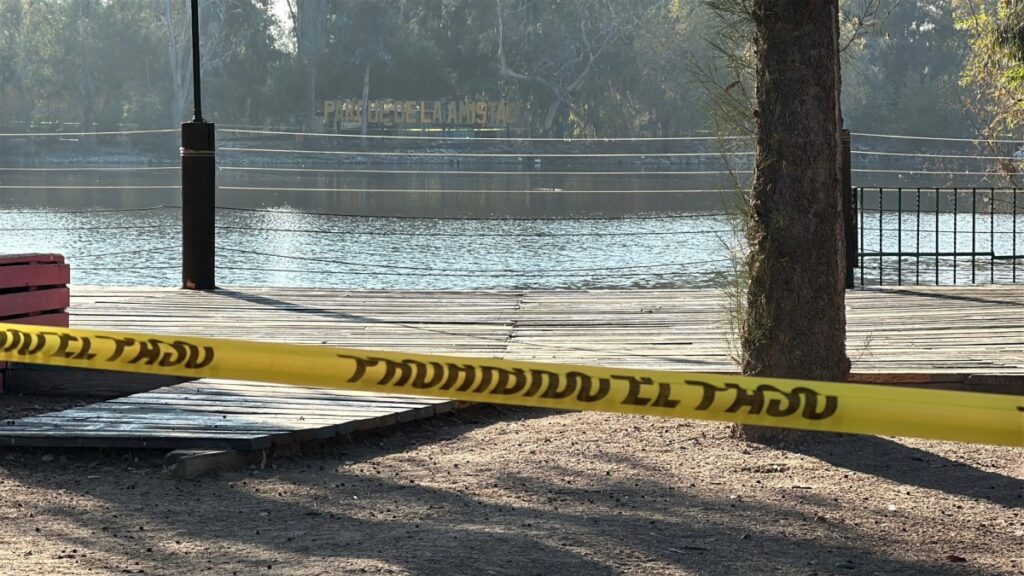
(1, 406), (1017, 575)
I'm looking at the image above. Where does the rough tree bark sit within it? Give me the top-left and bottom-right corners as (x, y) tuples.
(737, 0), (850, 443)
(291, 0), (327, 132)
(79, 0), (96, 135)
(360, 62), (370, 136)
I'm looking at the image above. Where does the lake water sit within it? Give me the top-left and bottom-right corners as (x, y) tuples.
(0, 165), (742, 289)
(4, 131), (1019, 289)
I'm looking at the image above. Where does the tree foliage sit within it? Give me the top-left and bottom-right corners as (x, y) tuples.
(0, 0), (1001, 137)
(957, 0), (1024, 138)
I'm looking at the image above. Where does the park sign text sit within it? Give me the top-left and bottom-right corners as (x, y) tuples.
(322, 99), (521, 131)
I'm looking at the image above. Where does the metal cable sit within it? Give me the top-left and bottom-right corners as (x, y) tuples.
(215, 262), (731, 278)
(0, 166), (178, 172)
(0, 185), (179, 190)
(852, 169), (1006, 176)
(219, 246), (731, 274)
(852, 132), (1024, 145)
(852, 150), (1019, 161)
(215, 206), (731, 221)
(0, 128), (177, 137)
(0, 205), (180, 214)
(220, 185), (734, 194)
(220, 128), (747, 142)
(72, 263), (731, 278)
(74, 265), (180, 272)
(221, 146), (754, 158)
(67, 245), (180, 259)
(216, 224), (736, 238)
(0, 224), (176, 231)
(218, 165), (750, 176)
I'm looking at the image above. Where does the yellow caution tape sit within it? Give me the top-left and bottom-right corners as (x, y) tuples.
(0, 322), (1021, 447)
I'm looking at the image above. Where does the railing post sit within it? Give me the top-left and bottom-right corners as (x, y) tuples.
(181, 0), (215, 290)
(842, 129), (855, 288)
(181, 122), (215, 289)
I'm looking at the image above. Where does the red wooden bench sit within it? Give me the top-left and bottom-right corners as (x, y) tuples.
(0, 254), (71, 392)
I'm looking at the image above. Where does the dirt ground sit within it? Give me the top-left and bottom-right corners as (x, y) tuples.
(0, 400), (1020, 576)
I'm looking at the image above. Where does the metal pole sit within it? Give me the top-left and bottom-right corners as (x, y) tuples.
(953, 189), (957, 285)
(915, 188), (920, 285)
(991, 189), (995, 284)
(181, 0), (216, 290)
(879, 188), (883, 286)
(897, 188), (902, 285)
(190, 0), (203, 123)
(859, 187), (864, 287)
(935, 188), (939, 285)
(842, 129), (855, 288)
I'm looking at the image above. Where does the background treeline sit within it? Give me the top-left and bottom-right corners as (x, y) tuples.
(0, 0), (1006, 138)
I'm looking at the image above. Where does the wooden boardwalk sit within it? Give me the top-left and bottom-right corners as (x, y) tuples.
(1, 285), (1022, 450)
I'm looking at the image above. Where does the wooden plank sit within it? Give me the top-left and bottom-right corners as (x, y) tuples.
(0, 253), (64, 266)
(0, 431), (271, 450)
(0, 286), (69, 318)
(4, 364), (189, 397)
(4, 284), (1021, 452)
(0, 263), (70, 290)
(2, 312), (70, 328)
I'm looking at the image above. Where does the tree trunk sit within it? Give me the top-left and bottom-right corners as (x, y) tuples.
(736, 0), (850, 444)
(162, 0), (189, 125)
(80, 0), (96, 135)
(360, 62), (371, 137)
(305, 55), (318, 132)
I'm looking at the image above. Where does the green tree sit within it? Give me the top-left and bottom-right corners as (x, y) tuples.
(289, 0), (328, 131)
(844, 0), (971, 137)
(494, 0), (651, 136)
(338, 0), (399, 135)
(957, 0), (1024, 139)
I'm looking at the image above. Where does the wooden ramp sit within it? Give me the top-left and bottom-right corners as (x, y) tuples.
(0, 380), (452, 449)
(1, 285), (1022, 451)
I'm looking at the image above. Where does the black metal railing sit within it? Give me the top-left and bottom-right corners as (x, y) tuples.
(853, 187), (1022, 286)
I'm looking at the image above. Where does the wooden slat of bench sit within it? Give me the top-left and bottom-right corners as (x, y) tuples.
(0, 286), (70, 318)
(0, 263), (70, 290)
(2, 312), (70, 327)
(0, 254), (64, 266)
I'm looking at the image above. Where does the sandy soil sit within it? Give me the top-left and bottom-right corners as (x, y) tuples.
(0, 402), (1020, 576)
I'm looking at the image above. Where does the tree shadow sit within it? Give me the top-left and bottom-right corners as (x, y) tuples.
(10, 455), (978, 576)
(791, 435), (1022, 508)
(2, 408), (1006, 575)
(860, 287), (1024, 309)
(213, 288), (728, 366)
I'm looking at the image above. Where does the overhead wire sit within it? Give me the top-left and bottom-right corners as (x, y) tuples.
(852, 132), (1024, 145)
(0, 224), (177, 231)
(66, 245), (180, 259)
(219, 246), (732, 275)
(0, 128), (177, 137)
(219, 185), (734, 194)
(0, 205), (180, 214)
(0, 185), (179, 190)
(852, 150), (1019, 161)
(0, 166), (178, 172)
(221, 146), (755, 158)
(214, 262), (731, 279)
(218, 127), (745, 142)
(216, 224), (736, 238)
(214, 206), (732, 221)
(852, 168), (1009, 176)
(218, 165), (750, 176)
